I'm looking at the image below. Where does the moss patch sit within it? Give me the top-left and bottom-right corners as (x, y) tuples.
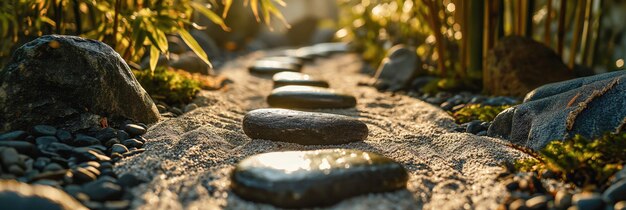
(514, 133), (626, 187)
(451, 104), (511, 124)
(133, 67), (203, 104)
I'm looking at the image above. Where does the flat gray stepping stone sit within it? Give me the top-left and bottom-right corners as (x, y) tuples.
(230, 149), (408, 208)
(267, 85), (356, 109)
(260, 56), (304, 69)
(272, 72), (329, 88)
(242, 108), (367, 145)
(248, 60), (300, 75)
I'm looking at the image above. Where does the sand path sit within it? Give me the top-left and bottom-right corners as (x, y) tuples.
(115, 53), (527, 210)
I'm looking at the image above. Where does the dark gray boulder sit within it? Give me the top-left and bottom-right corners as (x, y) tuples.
(0, 35), (159, 132)
(372, 45), (421, 91)
(488, 72), (626, 149)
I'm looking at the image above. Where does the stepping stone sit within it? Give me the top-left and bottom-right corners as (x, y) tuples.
(267, 85), (356, 109)
(230, 149), (408, 208)
(272, 72), (329, 88)
(242, 108), (368, 145)
(259, 56), (304, 69)
(248, 60), (300, 75)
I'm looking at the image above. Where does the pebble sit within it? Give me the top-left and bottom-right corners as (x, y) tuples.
(110, 144), (129, 154)
(267, 85), (357, 109)
(82, 179), (122, 201)
(231, 149), (408, 208)
(117, 173), (145, 188)
(509, 199), (527, 210)
(43, 163), (65, 172)
(32, 125), (57, 137)
(0, 141), (35, 154)
(1, 147), (21, 167)
(73, 135), (100, 146)
(116, 131), (129, 143)
(8, 165), (25, 176)
(0, 130), (28, 141)
(260, 56), (304, 68)
(555, 190), (573, 209)
(573, 193), (605, 210)
(72, 148), (111, 162)
(72, 167), (98, 184)
(604, 179), (626, 203)
(0, 180), (87, 210)
(94, 128), (117, 141)
(121, 139), (143, 148)
(184, 103), (198, 113)
(35, 136), (59, 146)
(249, 60), (301, 74)
(55, 129), (73, 143)
(465, 120), (485, 134)
(123, 124), (146, 136)
(272, 72), (329, 88)
(526, 195), (550, 210)
(243, 108), (368, 145)
(616, 201), (626, 210)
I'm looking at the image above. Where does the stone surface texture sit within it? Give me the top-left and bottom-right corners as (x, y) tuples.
(0, 35), (159, 132)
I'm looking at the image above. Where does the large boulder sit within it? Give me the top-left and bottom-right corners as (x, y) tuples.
(0, 180), (87, 210)
(372, 45), (421, 91)
(0, 35), (160, 132)
(484, 36), (574, 97)
(487, 71), (626, 150)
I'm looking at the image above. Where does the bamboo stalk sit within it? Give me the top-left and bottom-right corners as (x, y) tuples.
(111, 0), (122, 48)
(557, 0), (567, 56)
(72, 0), (82, 35)
(525, 0), (535, 37)
(581, 0), (594, 66)
(544, 0), (552, 45)
(420, 0), (447, 77)
(458, 0), (468, 78)
(590, 0), (604, 66)
(568, 0), (586, 69)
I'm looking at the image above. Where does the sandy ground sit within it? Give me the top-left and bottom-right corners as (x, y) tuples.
(115, 53), (528, 210)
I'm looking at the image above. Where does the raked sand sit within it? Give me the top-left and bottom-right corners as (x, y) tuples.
(115, 53), (528, 210)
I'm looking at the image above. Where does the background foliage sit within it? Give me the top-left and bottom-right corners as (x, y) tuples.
(0, 0), (288, 71)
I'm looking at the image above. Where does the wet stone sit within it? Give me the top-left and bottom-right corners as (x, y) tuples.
(249, 60), (301, 75)
(272, 72), (329, 88)
(260, 56), (304, 69)
(0, 131), (28, 141)
(32, 125), (57, 137)
(230, 149), (408, 208)
(267, 85), (357, 109)
(573, 193), (606, 210)
(243, 108), (368, 145)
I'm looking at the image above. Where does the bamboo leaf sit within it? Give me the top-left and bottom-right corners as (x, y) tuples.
(149, 45), (159, 73)
(222, 0), (232, 18)
(190, 1), (230, 31)
(250, 0), (260, 22)
(178, 29), (213, 69)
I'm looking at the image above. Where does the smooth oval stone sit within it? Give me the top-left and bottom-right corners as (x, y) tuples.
(249, 60), (300, 74)
(267, 86), (356, 109)
(123, 124), (146, 136)
(259, 56), (304, 68)
(0, 180), (87, 210)
(0, 141), (35, 154)
(243, 109), (368, 145)
(272, 72), (329, 88)
(230, 149), (408, 208)
(0, 131), (28, 141)
(32, 125), (57, 137)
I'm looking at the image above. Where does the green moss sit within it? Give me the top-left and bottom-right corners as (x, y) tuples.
(133, 67), (201, 104)
(514, 133), (626, 187)
(452, 104), (511, 124)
